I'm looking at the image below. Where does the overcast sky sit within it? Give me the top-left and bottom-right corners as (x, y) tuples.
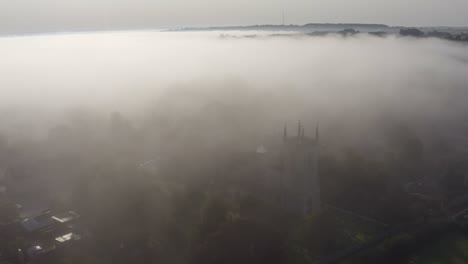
(1, 0), (468, 34)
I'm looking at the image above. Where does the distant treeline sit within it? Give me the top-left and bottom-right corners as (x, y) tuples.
(217, 27), (468, 42)
(400, 28), (468, 41)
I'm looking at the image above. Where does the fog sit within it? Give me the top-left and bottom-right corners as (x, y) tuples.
(3, 30), (468, 264)
(1, 31), (468, 207)
(1, 31), (468, 146)
(0, 32), (468, 125)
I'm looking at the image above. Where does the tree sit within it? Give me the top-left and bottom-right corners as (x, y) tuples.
(400, 28), (425, 37)
(198, 197), (229, 239)
(0, 200), (18, 223)
(192, 219), (285, 264)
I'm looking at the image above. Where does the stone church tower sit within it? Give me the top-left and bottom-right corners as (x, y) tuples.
(281, 122), (321, 215)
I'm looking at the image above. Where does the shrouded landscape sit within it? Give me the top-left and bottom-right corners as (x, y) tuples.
(2, 28), (468, 264)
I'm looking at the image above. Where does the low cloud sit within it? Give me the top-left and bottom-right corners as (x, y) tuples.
(0, 32), (467, 151)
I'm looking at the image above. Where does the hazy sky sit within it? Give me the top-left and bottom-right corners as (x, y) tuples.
(1, 0), (468, 34)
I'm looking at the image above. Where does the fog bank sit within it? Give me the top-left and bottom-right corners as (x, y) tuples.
(1, 31), (468, 146)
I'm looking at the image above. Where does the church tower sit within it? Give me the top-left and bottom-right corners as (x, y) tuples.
(281, 122), (321, 215)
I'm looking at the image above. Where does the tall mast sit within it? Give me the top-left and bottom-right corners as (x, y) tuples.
(282, 9), (285, 26)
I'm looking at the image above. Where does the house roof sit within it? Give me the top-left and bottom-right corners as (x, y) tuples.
(51, 211), (79, 224)
(20, 213), (54, 232)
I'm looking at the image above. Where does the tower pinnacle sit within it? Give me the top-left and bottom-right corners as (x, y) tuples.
(297, 121), (302, 137)
(283, 123), (288, 141)
(315, 122), (320, 143)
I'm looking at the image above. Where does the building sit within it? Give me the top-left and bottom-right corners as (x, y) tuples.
(211, 122), (321, 216)
(15, 210), (84, 261)
(281, 122), (321, 215)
